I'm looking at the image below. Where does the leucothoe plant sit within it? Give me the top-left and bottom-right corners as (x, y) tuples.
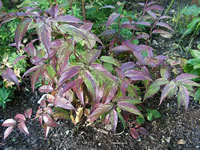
(1, 1), (199, 140)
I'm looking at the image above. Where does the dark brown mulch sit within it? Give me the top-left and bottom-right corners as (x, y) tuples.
(0, 82), (200, 150)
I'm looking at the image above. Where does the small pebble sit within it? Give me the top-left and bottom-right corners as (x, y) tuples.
(177, 139), (186, 145)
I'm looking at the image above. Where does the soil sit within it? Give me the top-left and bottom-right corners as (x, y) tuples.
(1, 0), (200, 150)
(1, 84), (200, 150)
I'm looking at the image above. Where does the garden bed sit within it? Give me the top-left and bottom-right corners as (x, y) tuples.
(0, 86), (200, 150)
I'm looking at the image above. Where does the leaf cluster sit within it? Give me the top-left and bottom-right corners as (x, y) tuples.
(1, 0), (199, 140)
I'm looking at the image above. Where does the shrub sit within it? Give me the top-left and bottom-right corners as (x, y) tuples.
(1, 0), (199, 140)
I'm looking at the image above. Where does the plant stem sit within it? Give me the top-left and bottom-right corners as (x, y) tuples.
(81, 0), (86, 22)
(70, 0), (74, 16)
(164, 0), (175, 16)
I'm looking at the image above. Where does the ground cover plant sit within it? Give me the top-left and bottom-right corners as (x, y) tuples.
(1, 0), (200, 141)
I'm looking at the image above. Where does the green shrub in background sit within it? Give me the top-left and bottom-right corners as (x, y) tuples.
(172, 3), (200, 38)
(0, 81), (14, 109)
(184, 44), (200, 103)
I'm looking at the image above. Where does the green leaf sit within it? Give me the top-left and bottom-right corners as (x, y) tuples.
(144, 86), (160, 101)
(194, 88), (200, 103)
(190, 50), (200, 59)
(47, 65), (56, 79)
(103, 62), (114, 72)
(136, 116), (145, 124)
(197, 44), (200, 50)
(144, 78), (168, 100)
(132, 39), (139, 45)
(100, 56), (120, 67)
(147, 109), (161, 121)
(147, 112), (153, 121)
(151, 110), (161, 118)
(193, 64), (200, 69)
(53, 107), (70, 120)
(117, 107), (126, 130)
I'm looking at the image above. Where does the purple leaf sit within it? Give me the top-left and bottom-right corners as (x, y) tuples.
(106, 12), (120, 30)
(134, 33), (150, 40)
(125, 70), (152, 81)
(15, 18), (32, 49)
(24, 108), (32, 119)
(120, 62), (135, 72)
(159, 16), (171, 20)
(116, 68), (125, 78)
(22, 66), (40, 78)
(75, 79), (84, 106)
(152, 29), (172, 38)
(24, 40), (37, 56)
(110, 109), (118, 133)
(138, 127), (149, 135)
(147, 1), (157, 6)
(130, 127), (139, 139)
(177, 85), (189, 110)
(2, 119), (16, 127)
(122, 40), (138, 52)
(30, 56), (44, 65)
(18, 122), (29, 135)
(111, 45), (130, 52)
(14, 114), (26, 122)
(91, 63), (117, 81)
(58, 66), (80, 87)
(39, 23), (52, 54)
(4, 126), (14, 140)
(80, 22), (93, 31)
(0, 17), (16, 27)
(117, 101), (143, 116)
(43, 114), (57, 127)
(134, 51), (146, 65)
(135, 21), (151, 26)
(121, 80), (131, 96)
(122, 24), (140, 30)
(0, 0), (3, 8)
(176, 74), (198, 82)
(31, 69), (41, 92)
(146, 5), (164, 11)
(55, 15), (83, 23)
(61, 80), (77, 95)
(39, 85), (54, 93)
(54, 96), (75, 110)
(138, 2), (145, 6)
(147, 10), (157, 19)
(99, 29), (116, 36)
(181, 80), (200, 87)
(2, 68), (19, 89)
(101, 5), (115, 9)
(89, 50), (101, 64)
(13, 55), (26, 65)
(48, 4), (59, 18)
(105, 85), (118, 104)
(95, 86), (104, 102)
(160, 81), (176, 105)
(155, 22), (173, 31)
(90, 104), (113, 122)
